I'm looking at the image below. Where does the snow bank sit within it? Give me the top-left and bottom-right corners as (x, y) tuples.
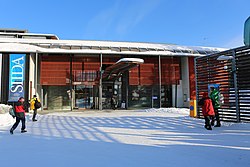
(141, 107), (189, 115)
(0, 113), (36, 127)
(0, 113), (15, 127)
(0, 104), (37, 127)
(0, 104), (12, 114)
(0, 104), (15, 126)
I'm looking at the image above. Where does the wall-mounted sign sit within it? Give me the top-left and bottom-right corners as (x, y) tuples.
(244, 16), (250, 46)
(8, 54), (26, 102)
(152, 96), (158, 100)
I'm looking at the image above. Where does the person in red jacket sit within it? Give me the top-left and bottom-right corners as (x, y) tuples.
(198, 92), (215, 130)
(10, 97), (27, 134)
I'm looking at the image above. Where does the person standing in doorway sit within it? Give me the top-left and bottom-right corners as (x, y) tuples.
(210, 87), (221, 127)
(30, 95), (41, 122)
(10, 97), (27, 134)
(111, 96), (117, 110)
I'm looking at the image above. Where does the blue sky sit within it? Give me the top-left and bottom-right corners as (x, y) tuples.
(0, 0), (249, 48)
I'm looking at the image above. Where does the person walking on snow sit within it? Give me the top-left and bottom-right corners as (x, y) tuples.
(10, 97), (27, 134)
(111, 97), (117, 110)
(198, 92), (215, 130)
(210, 87), (221, 127)
(30, 95), (41, 122)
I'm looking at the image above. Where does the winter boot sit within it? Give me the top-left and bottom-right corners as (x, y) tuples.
(215, 123), (221, 127)
(207, 126), (212, 130)
(21, 130), (27, 133)
(10, 129), (14, 135)
(204, 125), (212, 130)
(211, 120), (215, 126)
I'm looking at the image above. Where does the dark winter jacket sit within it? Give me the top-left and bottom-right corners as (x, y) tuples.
(198, 93), (215, 116)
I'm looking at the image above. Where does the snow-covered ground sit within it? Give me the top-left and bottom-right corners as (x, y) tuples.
(0, 108), (250, 167)
(141, 107), (190, 114)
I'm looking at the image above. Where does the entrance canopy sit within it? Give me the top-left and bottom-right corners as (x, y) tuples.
(102, 58), (144, 81)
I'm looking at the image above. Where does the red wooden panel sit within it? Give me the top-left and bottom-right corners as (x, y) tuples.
(40, 55), (70, 85)
(41, 55), (101, 85)
(188, 57), (196, 100)
(161, 57), (180, 85)
(129, 57), (159, 86)
(129, 57), (181, 86)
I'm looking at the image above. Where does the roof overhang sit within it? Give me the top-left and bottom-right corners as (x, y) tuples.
(0, 38), (227, 57)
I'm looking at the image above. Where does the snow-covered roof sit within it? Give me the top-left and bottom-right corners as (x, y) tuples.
(117, 58), (144, 64)
(0, 32), (59, 40)
(0, 38), (226, 56)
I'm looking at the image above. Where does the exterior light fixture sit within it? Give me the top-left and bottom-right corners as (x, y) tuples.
(217, 55), (234, 61)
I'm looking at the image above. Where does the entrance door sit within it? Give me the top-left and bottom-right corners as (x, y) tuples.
(75, 85), (93, 109)
(161, 85), (172, 107)
(102, 80), (122, 109)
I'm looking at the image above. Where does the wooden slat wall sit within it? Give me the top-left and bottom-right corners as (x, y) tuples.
(73, 57), (100, 71)
(129, 57), (180, 86)
(103, 57), (120, 65)
(235, 47), (250, 122)
(129, 57), (159, 86)
(196, 46), (250, 122)
(196, 53), (236, 122)
(41, 55), (70, 85)
(41, 55), (100, 85)
(129, 67), (139, 85)
(41, 55), (181, 87)
(161, 57), (180, 85)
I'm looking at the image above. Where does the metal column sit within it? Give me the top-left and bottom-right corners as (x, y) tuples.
(125, 72), (129, 109)
(99, 53), (103, 110)
(70, 54), (73, 111)
(35, 51), (38, 95)
(158, 55), (162, 108)
(41, 88), (44, 111)
(194, 57), (199, 117)
(232, 50), (240, 122)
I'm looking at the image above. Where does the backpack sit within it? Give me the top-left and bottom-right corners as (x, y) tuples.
(34, 99), (41, 109)
(9, 107), (15, 118)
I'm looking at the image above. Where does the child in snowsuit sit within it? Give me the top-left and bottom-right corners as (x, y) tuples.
(198, 92), (215, 130)
(210, 87), (221, 127)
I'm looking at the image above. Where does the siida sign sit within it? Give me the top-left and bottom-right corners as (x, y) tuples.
(8, 54), (26, 102)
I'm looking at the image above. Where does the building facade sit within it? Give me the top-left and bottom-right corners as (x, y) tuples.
(0, 29), (225, 110)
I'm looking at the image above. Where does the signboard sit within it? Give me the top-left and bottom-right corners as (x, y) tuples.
(152, 96), (158, 100)
(8, 54), (26, 102)
(244, 16), (250, 46)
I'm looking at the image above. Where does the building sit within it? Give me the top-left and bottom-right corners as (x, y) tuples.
(0, 29), (225, 110)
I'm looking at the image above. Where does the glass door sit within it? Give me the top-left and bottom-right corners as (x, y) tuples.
(75, 85), (93, 109)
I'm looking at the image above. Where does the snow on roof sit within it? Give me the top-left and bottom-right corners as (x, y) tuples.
(0, 38), (227, 56)
(117, 58), (144, 64)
